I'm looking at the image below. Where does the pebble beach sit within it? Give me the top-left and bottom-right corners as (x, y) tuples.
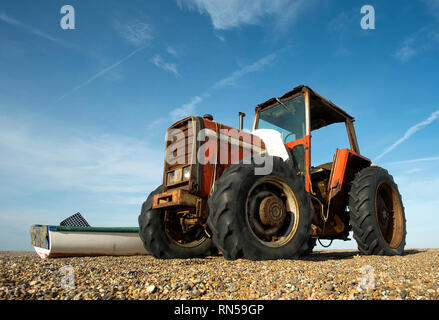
(1, 249), (438, 300)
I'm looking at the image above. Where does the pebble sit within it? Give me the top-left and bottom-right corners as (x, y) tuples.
(324, 284), (334, 292)
(0, 249), (438, 300)
(400, 289), (407, 299)
(228, 284), (237, 292)
(116, 294), (126, 300)
(146, 285), (157, 294)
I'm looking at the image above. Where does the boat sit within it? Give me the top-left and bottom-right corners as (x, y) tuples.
(30, 224), (149, 259)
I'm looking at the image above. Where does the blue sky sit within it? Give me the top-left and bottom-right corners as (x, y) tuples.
(0, 0), (438, 251)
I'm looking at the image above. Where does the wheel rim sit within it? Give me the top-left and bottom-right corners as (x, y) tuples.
(245, 176), (300, 248)
(164, 211), (207, 248)
(375, 181), (404, 249)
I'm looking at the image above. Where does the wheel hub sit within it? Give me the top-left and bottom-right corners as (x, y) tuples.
(259, 195), (286, 228)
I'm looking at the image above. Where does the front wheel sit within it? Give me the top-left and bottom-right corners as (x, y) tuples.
(207, 157), (313, 260)
(138, 185), (216, 259)
(349, 166), (406, 255)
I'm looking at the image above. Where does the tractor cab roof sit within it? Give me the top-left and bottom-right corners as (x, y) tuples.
(256, 85), (354, 131)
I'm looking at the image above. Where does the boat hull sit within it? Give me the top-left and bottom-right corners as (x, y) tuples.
(30, 225), (149, 259)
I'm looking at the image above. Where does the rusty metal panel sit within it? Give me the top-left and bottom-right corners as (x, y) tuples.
(153, 189), (200, 209)
(328, 149), (350, 200)
(345, 119), (360, 154)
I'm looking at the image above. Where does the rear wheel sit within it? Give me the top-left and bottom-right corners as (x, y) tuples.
(349, 167), (406, 255)
(138, 186), (216, 259)
(207, 157), (313, 260)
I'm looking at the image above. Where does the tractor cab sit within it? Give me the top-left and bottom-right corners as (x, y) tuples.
(254, 85), (359, 164)
(253, 85), (371, 238)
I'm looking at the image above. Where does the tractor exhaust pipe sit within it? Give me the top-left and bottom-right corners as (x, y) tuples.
(239, 112), (246, 130)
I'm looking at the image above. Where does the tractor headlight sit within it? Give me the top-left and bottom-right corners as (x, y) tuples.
(182, 166), (191, 181)
(166, 171), (175, 185)
(167, 167), (190, 185)
(167, 168), (182, 185)
(174, 168), (182, 182)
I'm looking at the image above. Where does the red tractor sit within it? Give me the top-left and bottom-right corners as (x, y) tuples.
(138, 85), (406, 260)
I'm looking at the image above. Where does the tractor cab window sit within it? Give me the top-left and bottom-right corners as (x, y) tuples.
(257, 94), (306, 143)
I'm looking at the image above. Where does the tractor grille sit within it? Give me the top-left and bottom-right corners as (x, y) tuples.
(163, 117), (199, 192)
(166, 119), (195, 171)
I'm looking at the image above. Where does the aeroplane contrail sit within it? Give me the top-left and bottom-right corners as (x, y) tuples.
(56, 46), (146, 102)
(375, 110), (439, 160)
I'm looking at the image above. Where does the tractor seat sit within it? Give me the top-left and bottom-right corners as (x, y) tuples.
(316, 162), (333, 172)
(310, 162), (333, 181)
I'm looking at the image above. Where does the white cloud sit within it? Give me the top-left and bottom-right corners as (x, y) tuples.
(215, 33), (225, 42)
(0, 115), (163, 195)
(402, 167), (425, 174)
(176, 0), (309, 30)
(114, 20), (154, 47)
(148, 50), (277, 130)
(327, 9), (360, 57)
(214, 53), (276, 88)
(392, 173), (439, 247)
(148, 52), (277, 128)
(394, 27), (439, 63)
(104, 196), (152, 206)
(423, 0), (439, 21)
(375, 110), (439, 160)
(0, 112), (163, 250)
(395, 37), (418, 63)
(148, 94), (207, 129)
(368, 156), (439, 248)
(167, 46), (178, 56)
(151, 54), (180, 77)
(387, 156), (439, 166)
(170, 96), (204, 119)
